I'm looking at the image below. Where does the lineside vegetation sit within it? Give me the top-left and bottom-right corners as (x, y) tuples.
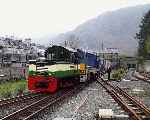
(136, 10), (150, 59)
(0, 80), (27, 98)
(112, 68), (126, 80)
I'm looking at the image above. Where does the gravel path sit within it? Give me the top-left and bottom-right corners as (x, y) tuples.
(34, 82), (127, 120)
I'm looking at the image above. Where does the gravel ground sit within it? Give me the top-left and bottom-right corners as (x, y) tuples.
(33, 82), (128, 120)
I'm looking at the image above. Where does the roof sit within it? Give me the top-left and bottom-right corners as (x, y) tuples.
(100, 48), (119, 54)
(63, 46), (77, 52)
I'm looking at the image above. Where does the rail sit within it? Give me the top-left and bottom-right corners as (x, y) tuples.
(0, 93), (44, 107)
(1, 88), (74, 120)
(97, 78), (150, 120)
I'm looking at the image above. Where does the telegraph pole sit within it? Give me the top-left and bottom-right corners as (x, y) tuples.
(1, 46), (4, 67)
(102, 40), (104, 65)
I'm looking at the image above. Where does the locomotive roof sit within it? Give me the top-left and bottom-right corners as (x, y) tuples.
(49, 45), (77, 53)
(50, 45), (97, 55)
(63, 46), (77, 52)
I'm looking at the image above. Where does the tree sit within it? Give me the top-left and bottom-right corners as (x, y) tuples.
(137, 56), (144, 72)
(136, 10), (150, 59)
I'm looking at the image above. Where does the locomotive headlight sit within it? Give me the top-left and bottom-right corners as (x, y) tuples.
(48, 73), (51, 75)
(80, 70), (85, 74)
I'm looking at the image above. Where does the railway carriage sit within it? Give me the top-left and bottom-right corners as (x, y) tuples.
(28, 45), (100, 93)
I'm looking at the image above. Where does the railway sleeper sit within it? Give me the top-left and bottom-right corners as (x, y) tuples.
(134, 110), (145, 115)
(127, 103), (137, 107)
(29, 106), (43, 112)
(21, 111), (33, 116)
(119, 96), (129, 102)
(141, 115), (150, 119)
(132, 107), (139, 110)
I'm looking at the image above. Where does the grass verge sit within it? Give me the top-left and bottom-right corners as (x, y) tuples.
(0, 80), (27, 99)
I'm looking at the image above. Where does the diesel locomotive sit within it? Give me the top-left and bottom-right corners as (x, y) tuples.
(28, 45), (100, 93)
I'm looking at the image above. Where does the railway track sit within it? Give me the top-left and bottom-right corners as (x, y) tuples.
(139, 72), (150, 84)
(140, 72), (150, 78)
(1, 88), (75, 120)
(97, 78), (150, 120)
(134, 72), (150, 84)
(0, 93), (45, 108)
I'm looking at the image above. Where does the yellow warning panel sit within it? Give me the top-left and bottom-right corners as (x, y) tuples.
(80, 64), (86, 71)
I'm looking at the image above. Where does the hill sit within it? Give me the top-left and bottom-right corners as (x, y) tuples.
(53, 4), (150, 56)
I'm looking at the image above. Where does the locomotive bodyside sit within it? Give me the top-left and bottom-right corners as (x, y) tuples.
(28, 63), (80, 93)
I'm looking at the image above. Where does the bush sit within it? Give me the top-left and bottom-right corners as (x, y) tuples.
(112, 68), (126, 80)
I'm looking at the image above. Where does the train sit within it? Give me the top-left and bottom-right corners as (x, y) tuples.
(28, 45), (101, 93)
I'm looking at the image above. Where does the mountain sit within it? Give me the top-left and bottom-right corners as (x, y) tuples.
(53, 4), (150, 56)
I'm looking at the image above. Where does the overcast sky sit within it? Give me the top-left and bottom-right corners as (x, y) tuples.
(0, 0), (150, 39)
